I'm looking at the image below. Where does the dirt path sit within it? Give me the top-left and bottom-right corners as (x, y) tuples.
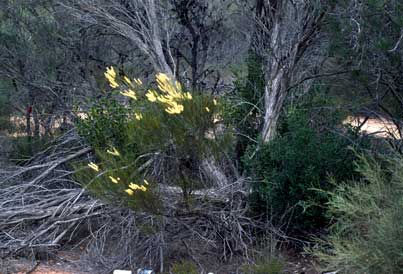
(1, 250), (93, 274)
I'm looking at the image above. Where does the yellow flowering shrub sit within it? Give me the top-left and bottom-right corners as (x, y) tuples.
(75, 67), (233, 211)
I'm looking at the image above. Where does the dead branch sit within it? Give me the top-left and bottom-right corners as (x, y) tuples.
(0, 131), (274, 272)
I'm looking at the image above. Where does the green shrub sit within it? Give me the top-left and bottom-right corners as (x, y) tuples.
(170, 260), (199, 274)
(245, 98), (361, 234)
(75, 69), (232, 212)
(76, 97), (130, 149)
(311, 154), (403, 274)
(241, 257), (284, 274)
(224, 52), (265, 169)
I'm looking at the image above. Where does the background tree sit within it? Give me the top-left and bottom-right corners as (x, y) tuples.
(0, 1), (88, 139)
(252, 0), (329, 142)
(331, 0), (403, 150)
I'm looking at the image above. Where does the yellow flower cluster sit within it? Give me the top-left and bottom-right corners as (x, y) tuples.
(109, 176), (120, 184)
(104, 67), (142, 101)
(88, 162), (100, 172)
(145, 89), (158, 102)
(135, 112), (143, 120)
(104, 67), (119, 88)
(120, 89), (137, 100)
(125, 179), (149, 195)
(107, 147), (120, 156)
(124, 76), (131, 85)
(153, 73), (192, 114)
(87, 147), (149, 196)
(104, 67), (194, 116)
(142, 73), (192, 114)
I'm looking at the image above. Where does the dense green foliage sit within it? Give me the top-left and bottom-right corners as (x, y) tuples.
(76, 98), (130, 150)
(225, 53), (265, 168)
(245, 95), (362, 233)
(170, 260), (199, 274)
(313, 154), (403, 274)
(242, 258), (283, 274)
(326, 0), (403, 131)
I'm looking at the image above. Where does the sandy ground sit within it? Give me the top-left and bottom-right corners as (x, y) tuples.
(1, 252), (317, 274)
(0, 249), (93, 274)
(344, 116), (401, 139)
(1, 260), (92, 274)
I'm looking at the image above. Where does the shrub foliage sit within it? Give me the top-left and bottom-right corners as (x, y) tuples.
(75, 69), (232, 212)
(313, 154), (403, 274)
(245, 99), (360, 234)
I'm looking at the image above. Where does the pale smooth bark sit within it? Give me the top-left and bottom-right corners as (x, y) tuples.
(257, 0), (326, 143)
(66, 0), (175, 75)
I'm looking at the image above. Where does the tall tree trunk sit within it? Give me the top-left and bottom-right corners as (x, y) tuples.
(262, 68), (289, 142)
(261, 13), (292, 143)
(255, 1), (326, 143)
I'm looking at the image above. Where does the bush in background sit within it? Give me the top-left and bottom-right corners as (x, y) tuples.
(224, 53), (265, 170)
(170, 260), (199, 274)
(76, 97), (130, 150)
(245, 93), (363, 234)
(241, 258), (284, 274)
(311, 154), (403, 274)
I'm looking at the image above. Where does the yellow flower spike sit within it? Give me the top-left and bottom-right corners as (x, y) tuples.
(107, 147), (120, 157)
(156, 73), (170, 85)
(154, 73), (189, 113)
(143, 179), (149, 185)
(185, 92), (192, 100)
(125, 189), (134, 196)
(129, 183), (140, 190)
(88, 162), (100, 172)
(165, 108), (175, 114)
(156, 73), (181, 96)
(104, 67), (119, 88)
(123, 76), (132, 85)
(213, 98), (217, 105)
(109, 81), (119, 88)
(135, 113), (143, 121)
(120, 89), (137, 100)
(105, 66), (116, 78)
(134, 78), (143, 85)
(109, 176), (119, 184)
(175, 81), (182, 90)
(146, 89), (158, 102)
(139, 185), (147, 192)
(205, 107), (210, 112)
(165, 104), (184, 114)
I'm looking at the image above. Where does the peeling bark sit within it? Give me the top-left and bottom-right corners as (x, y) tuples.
(262, 69), (289, 142)
(256, 1), (327, 143)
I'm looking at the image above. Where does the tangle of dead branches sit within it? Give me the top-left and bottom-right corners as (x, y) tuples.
(0, 130), (273, 273)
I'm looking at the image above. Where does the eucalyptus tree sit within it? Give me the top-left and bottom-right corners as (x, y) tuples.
(64, 0), (242, 91)
(251, 0), (329, 142)
(169, 0), (236, 90)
